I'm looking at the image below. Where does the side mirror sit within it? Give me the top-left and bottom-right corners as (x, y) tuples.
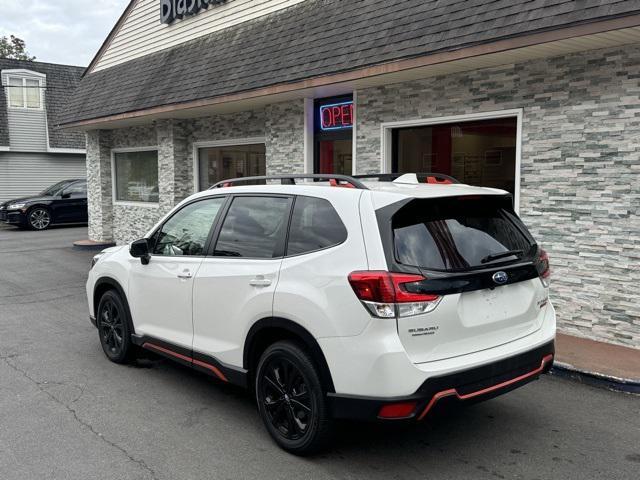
(130, 238), (151, 265)
(61, 192), (71, 199)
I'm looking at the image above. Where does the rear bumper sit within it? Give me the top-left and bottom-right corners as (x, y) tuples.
(328, 341), (554, 421)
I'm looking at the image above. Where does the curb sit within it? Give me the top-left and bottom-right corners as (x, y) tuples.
(72, 239), (116, 251)
(551, 361), (640, 394)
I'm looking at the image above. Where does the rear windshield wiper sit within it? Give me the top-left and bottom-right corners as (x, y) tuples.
(481, 249), (523, 264)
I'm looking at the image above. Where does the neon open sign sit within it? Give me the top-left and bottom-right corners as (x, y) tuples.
(320, 101), (354, 131)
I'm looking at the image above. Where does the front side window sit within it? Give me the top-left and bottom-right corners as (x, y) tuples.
(7, 77), (41, 109)
(41, 180), (72, 197)
(287, 196), (347, 256)
(113, 150), (159, 203)
(63, 181), (87, 196)
(214, 196), (290, 258)
(198, 144), (266, 191)
(393, 197), (535, 272)
(152, 198), (226, 257)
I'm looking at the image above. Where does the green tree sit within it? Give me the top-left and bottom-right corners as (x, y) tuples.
(0, 35), (36, 61)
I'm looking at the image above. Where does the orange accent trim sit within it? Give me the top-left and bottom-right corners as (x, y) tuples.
(142, 342), (228, 383)
(418, 354), (554, 420)
(193, 359), (228, 383)
(426, 176), (453, 185)
(329, 179), (356, 188)
(143, 342), (192, 363)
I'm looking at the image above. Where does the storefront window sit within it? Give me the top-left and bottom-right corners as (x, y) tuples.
(113, 150), (159, 203)
(393, 117), (517, 194)
(198, 144), (266, 191)
(314, 96), (353, 175)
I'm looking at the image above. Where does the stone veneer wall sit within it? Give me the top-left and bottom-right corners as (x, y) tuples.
(355, 44), (640, 348)
(109, 125), (163, 242)
(265, 100), (305, 175)
(86, 100), (305, 245)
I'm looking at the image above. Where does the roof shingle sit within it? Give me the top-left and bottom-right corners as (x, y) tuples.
(62, 0), (640, 125)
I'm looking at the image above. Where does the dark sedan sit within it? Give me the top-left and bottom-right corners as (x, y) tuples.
(0, 179), (88, 230)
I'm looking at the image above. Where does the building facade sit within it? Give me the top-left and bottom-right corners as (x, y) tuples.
(1, 59), (86, 202)
(62, 0), (640, 349)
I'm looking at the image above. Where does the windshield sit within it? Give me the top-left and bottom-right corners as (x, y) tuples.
(392, 196), (536, 272)
(40, 180), (71, 197)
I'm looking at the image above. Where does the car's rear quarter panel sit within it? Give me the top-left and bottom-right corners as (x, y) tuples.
(272, 189), (372, 339)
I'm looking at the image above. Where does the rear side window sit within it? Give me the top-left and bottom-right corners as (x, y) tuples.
(287, 196), (347, 256)
(392, 197), (535, 272)
(214, 196), (290, 258)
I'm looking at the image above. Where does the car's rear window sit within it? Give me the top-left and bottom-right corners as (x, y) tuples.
(392, 196), (536, 272)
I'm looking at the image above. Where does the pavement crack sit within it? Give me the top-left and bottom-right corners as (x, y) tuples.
(0, 354), (160, 480)
(0, 292), (85, 306)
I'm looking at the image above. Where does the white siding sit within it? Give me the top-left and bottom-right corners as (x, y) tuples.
(0, 152), (86, 202)
(2, 69), (48, 152)
(7, 109), (48, 152)
(92, 0), (306, 72)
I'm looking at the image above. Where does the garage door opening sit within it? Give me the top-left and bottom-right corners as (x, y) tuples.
(392, 116), (518, 195)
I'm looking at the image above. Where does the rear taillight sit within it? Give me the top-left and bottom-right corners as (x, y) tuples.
(348, 271), (441, 318)
(537, 248), (550, 287)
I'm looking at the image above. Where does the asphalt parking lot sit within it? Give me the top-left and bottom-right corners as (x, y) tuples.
(0, 224), (638, 480)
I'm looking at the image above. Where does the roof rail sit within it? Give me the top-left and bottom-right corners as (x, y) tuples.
(209, 174), (369, 190)
(353, 173), (460, 184)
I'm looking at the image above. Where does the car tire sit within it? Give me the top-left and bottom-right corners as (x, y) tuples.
(27, 207), (51, 230)
(255, 340), (333, 455)
(96, 290), (137, 364)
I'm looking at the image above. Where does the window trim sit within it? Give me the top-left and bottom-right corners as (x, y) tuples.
(192, 137), (266, 194)
(5, 74), (44, 111)
(148, 195), (230, 259)
(207, 193), (295, 260)
(380, 109), (523, 212)
(111, 146), (160, 206)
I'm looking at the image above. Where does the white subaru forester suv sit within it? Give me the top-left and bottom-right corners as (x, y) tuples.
(87, 173), (555, 454)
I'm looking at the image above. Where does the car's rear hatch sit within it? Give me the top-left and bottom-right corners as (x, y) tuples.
(380, 195), (549, 364)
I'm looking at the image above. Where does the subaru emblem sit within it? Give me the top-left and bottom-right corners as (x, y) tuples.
(492, 271), (508, 285)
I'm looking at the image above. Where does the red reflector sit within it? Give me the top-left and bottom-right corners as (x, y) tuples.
(378, 401), (418, 419)
(348, 271), (438, 303)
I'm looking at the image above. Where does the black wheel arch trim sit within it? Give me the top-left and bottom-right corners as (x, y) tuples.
(243, 317), (336, 393)
(93, 277), (135, 335)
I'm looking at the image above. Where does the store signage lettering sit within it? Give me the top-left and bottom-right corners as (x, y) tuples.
(320, 101), (354, 131)
(160, 0), (227, 25)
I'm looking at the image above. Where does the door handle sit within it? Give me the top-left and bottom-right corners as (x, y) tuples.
(177, 270), (193, 280)
(249, 276), (272, 287)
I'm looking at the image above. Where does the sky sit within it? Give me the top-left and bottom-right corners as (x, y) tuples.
(0, 0), (130, 67)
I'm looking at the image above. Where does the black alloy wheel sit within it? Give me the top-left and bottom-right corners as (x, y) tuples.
(97, 290), (136, 364)
(28, 207), (51, 230)
(256, 341), (332, 454)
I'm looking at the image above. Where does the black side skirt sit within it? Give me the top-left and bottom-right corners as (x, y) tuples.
(131, 334), (248, 388)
